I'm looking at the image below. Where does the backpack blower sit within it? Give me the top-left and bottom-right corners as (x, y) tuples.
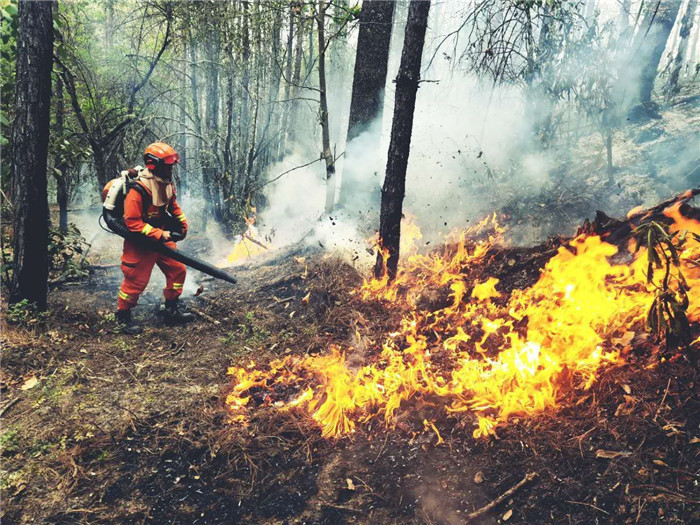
(102, 168), (237, 285)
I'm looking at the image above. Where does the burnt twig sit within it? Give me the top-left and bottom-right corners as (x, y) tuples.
(190, 306), (220, 325)
(466, 472), (538, 522)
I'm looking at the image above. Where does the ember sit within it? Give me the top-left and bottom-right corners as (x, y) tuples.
(226, 204), (700, 439)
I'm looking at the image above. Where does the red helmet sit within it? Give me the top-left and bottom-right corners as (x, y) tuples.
(144, 142), (180, 170)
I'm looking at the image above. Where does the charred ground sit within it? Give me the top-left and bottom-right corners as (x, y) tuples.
(1, 223), (699, 524)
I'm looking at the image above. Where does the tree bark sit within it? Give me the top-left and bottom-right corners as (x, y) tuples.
(278, 4), (296, 159)
(188, 33), (202, 198)
(266, 9), (282, 158)
(665, 0), (697, 98)
(374, 0), (431, 280)
(178, 41), (188, 195)
(203, 31), (221, 227)
(287, 9), (305, 145)
(618, 0), (632, 33)
(53, 75), (69, 232)
(338, 0), (395, 208)
(346, 1), (395, 142)
(10, 0), (54, 309)
(317, 0), (336, 213)
(223, 26), (236, 212)
(636, 0), (682, 106)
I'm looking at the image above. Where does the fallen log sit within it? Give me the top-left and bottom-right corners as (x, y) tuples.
(578, 188), (700, 244)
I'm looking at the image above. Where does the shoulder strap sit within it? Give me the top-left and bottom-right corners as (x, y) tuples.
(127, 179), (153, 210)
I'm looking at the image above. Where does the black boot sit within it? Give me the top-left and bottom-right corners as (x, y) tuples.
(116, 309), (142, 335)
(164, 299), (195, 326)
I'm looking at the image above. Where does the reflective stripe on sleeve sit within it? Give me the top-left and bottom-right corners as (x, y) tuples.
(142, 224), (154, 235)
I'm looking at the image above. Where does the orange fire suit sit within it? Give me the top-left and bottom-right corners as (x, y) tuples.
(117, 181), (189, 311)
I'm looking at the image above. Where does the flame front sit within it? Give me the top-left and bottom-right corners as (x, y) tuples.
(226, 207), (700, 439)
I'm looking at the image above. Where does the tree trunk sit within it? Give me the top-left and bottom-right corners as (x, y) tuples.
(241, 0), (251, 139)
(374, 0), (431, 280)
(636, 0), (682, 106)
(665, 0), (697, 98)
(346, 1), (395, 143)
(267, 9), (282, 148)
(188, 33), (202, 200)
(317, 0), (336, 213)
(242, 3), (263, 208)
(203, 31), (221, 227)
(224, 60), (235, 204)
(618, 0), (632, 33)
(10, 0), (54, 309)
(92, 145), (109, 189)
(178, 41), (188, 195)
(53, 75), (69, 232)
(338, 0), (395, 209)
(605, 130), (613, 181)
(278, 4), (296, 159)
(288, 10), (305, 146)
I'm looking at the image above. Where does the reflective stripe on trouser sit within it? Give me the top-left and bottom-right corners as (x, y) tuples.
(117, 238), (187, 310)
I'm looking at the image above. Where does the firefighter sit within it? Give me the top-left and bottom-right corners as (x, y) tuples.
(116, 142), (194, 334)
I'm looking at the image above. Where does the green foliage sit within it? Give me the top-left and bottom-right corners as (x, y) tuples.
(221, 311), (271, 346)
(6, 299), (50, 326)
(632, 221), (691, 345)
(48, 224), (92, 281)
(0, 426), (20, 456)
(0, 0), (17, 188)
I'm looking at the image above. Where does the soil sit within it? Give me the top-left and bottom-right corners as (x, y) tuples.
(2, 220), (699, 524)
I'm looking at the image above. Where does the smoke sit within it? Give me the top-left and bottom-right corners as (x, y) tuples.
(249, 0), (699, 263)
(64, 0), (699, 274)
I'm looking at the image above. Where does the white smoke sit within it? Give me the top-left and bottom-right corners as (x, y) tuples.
(249, 0), (699, 262)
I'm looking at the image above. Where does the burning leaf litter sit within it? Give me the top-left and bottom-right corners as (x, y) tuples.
(226, 203), (700, 439)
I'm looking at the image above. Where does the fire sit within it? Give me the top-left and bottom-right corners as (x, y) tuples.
(362, 213), (504, 304)
(226, 202), (700, 439)
(226, 207), (270, 263)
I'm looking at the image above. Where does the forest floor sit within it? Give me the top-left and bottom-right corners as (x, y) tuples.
(2, 222), (699, 524)
(2, 95), (700, 524)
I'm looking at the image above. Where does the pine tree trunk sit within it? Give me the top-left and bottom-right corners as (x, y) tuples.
(241, 1), (251, 140)
(188, 34), (202, 201)
(203, 32), (221, 226)
(10, 0), (54, 309)
(346, 1), (395, 142)
(637, 0), (682, 106)
(243, 5), (263, 207)
(93, 146), (109, 189)
(338, 0), (395, 209)
(178, 41), (188, 195)
(665, 0), (697, 97)
(288, 11), (304, 146)
(266, 10), (282, 156)
(374, 0), (431, 280)
(618, 0), (632, 32)
(278, 4), (296, 159)
(53, 75), (69, 232)
(317, 0), (336, 213)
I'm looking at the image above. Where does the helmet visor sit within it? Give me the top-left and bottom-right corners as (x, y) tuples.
(162, 153), (180, 165)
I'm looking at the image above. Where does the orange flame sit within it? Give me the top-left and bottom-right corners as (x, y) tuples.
(226, 207), (270, 263)
(226, 207), (700, 439)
